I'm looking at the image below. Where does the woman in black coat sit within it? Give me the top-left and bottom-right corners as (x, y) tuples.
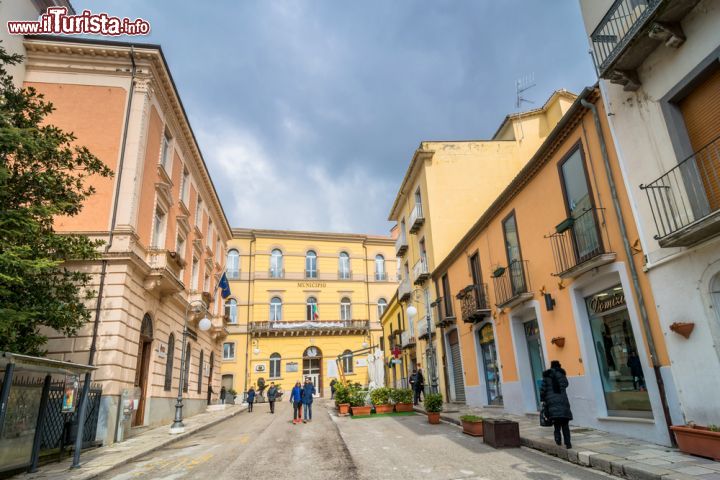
(540, 360), (573, 449)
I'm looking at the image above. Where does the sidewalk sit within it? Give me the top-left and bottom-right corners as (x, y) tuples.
(16, 404), (247, 480)
(414, 404), (720, 480)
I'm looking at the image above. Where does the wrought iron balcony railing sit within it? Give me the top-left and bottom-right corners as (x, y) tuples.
(409, 204), (425, 234)
(640, 135), (720, 247)
(412, 257), (430, 285)
(401, 330), (416, 349)
(433, 297), (455, 328)
(375, 271), (388, 281)
(338, 269), (352, 280)
(226, 268), (240, 280)
(546, 208), (616, 278)
(417, 315), (435, 340)
(249, 319), (369, 336)
(304, 269), (319, 279)
(395, 233), (408, 256)
(492, 259), (532, 308)
(457, 284), (491, 323)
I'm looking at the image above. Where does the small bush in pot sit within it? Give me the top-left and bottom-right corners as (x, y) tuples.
(370, 387), (393, 413)
(390, 388), (414, 412)
(424, 393), (443, 424)
(350, 389), (371, 416)
(334, 383), (351, 415)
(460, 414), (484, 436)
(671, 422), (720, 460)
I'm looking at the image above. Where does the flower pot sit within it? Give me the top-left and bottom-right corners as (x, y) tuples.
(338, 403), (350, 415)
(375, 404), (394, 414)
(351, 406), (372, 416)
(671, 425), (720, 460)
(462, 420), (484, 437)
(395, 402), (414, 412)
(427, 412), (441, 424)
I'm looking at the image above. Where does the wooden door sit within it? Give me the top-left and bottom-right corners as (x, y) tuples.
(133, 314), (153, 427)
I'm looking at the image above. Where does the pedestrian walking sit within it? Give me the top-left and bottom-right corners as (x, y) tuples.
(302, 377), (316, 423)
(540, 360), (573, 449)
(409, 369), (417, 404)
(267, 382), (278, 414)
(414, 368), (425, 406)
(330, 378), (337, 400)
(290, 381), (303, 424)
(246, 385), (256, 412)
(220, 386), (227, 405)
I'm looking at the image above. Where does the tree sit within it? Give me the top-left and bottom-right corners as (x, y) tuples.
(0, 45), (113, 355)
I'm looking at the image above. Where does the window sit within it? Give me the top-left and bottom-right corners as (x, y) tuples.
(203, 273), (210, 293)
(339, 252), (350, 279)
(442, 274), (453, 317)
(342, 349), (353, 373)
(191, 257), (199, 290)
(377, 298), (388, 318)
(306, 296), (318, 321)
(560, 147), (600, 261)
(197, 349), (204, 394)
(270, 249), (283, 278)
(225, 298), (237, 324)
(164, 333), (175, 391)
(269, 353), (281, 378)
(375, 254), (386, 280)
(151, 208), (166, 248)
(180, 168), (190, 204)
(502, 212), (526, 295)
(208, 220), (214, 246)
(470, 253), (481, 285)
(270, 297), (282, 321)
(160, 130), (171, 169)
(340, 297), (351, 321)
(176, 235), (186, 260)
(183, 343), (191, 392)
(305, 251), (317, 278)
(226, 249), (240, 279)
(195, 198), (203, 228)
(223, 342), (235, 360)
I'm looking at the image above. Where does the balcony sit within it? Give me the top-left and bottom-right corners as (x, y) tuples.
(398, 277), (412, 301)
(590, 0), (699, 90)
(375, 271), (388, 281)
(546, 208), (616, 279)
(401, 330), (416, 349)
(412, 257), (430, 285)
(417, 315), (436, 340)
(248, 320), (369, 337)
(457, 284), (491, 324)
(492, 260), (533, 309)
(409, 204), (425, 234)
(641, 136), (720, 247)
(433, 298), (455, 328)
(144, 249), (184, 296)
(395, 234), (408, 256)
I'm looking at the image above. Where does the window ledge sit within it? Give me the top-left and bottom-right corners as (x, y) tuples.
(597, 416), (655, 424)
(222, 358), (236, 362)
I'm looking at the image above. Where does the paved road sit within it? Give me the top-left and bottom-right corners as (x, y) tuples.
(104, 400), (612, 480)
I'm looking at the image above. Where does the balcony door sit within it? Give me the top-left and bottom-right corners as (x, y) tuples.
(502, 213), (525, 295)
(560, 147), (600, 262)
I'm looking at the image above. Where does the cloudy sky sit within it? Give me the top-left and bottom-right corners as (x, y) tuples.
(76, 0), (596, 235)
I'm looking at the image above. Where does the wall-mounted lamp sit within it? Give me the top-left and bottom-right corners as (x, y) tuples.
(544, 293), (556, 311)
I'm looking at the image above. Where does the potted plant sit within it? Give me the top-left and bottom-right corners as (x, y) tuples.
(226, 388), (237, 405)
(460, 414), (484, 436)
(390, 388), (414, 412)
(370, 387), (393, 414)
(424, 393), (443, 424)
(334, 383), (351, 415)
(350, 389), (371, 416)
(670, 423), (720, 460)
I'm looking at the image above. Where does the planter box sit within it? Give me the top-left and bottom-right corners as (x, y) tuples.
(428, 412), (441, 424)
(375, 404), (394, 414)
(462, 420), (484, 437)
(395, 403), (414, 413)
(351, 406), (372, 416)
(671, 425), (720, 461)
(483, 419), (520, 448)
(338, 403), (350, 415)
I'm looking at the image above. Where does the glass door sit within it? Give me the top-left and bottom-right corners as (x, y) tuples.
(502, 213), (526, 295)
(479, 324), (503, 405)
(560, 148), (600, 261)
(524, 320), (545, 409)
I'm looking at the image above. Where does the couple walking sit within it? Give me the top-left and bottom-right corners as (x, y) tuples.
(289, 378), (316, 424)
(245, 382), (279, 413)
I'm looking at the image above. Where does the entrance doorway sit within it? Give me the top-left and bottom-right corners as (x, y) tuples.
(303, 346), (322, 397)
(478, 323), (503, 405)
(523, 319), (545, 409)
(207, 351), (214, 404)
(133, 314), (153, 427)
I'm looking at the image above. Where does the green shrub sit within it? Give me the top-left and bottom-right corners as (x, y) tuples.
(334, 383), (352, 404)
(389, 388), (413, 404)
(709, 424), (720, 432)
(349, 389), (368, 407)
(424, 393), (443, 413)
(370, 387), (391, 405)
(460, 414), (483, 423)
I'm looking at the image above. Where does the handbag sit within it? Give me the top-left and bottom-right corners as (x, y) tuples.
(540, 402), (553, 427)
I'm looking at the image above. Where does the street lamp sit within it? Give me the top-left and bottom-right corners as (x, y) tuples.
(406, 290), (438, 394)
(170, 298), (212, 434)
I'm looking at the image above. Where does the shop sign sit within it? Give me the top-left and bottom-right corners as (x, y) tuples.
(589, 287), (626, 314)
(286, 362), (298, 373)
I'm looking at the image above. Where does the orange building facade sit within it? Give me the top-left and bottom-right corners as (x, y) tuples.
(431, 87), (677, 446)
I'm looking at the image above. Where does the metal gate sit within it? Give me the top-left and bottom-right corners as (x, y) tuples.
(448, 330), (466, 403)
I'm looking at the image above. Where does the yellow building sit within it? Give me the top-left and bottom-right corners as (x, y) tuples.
(388, 91), (576, 400)
(220, 229), (397, 397)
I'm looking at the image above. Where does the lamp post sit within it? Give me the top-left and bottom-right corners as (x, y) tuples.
(406, 289), (438, 395)
(170, 299), (212, 434)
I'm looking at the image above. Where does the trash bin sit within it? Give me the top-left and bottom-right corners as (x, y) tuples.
(482, 419), (520, 448)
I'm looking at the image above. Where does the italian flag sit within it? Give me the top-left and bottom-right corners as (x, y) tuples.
(312, 303), (319, 320)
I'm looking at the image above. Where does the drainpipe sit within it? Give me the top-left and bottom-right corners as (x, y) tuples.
(580, 97), (675, 444)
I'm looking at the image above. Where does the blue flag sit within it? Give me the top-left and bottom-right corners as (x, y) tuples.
(218, 272), (232, 299)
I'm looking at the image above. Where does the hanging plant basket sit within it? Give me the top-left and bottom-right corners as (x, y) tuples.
(555, 217), (575, 234)
(492, 267), (506, 278)
(669, 322), (695, 339)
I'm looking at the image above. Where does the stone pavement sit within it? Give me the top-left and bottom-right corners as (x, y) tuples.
(15, 403), (247, 480)
(414, 403), (720, 480)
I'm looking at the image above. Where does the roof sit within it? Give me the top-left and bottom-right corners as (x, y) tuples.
(491, 89), (578, 140)
(231, 227), (395, 245)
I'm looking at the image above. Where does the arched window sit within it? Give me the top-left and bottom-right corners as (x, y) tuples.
(270, 353), (281, 378)
(270, 249), (283, 278)
(339, 252), (350, 279)
(340, 297), (351, 321)
(164, 333), (175, 391)
(197, 349), (204, 394)
(342, 349), (353, 374)
(306, 296), (318, 321)
(375, 254), (386, 280)
(377, 298), (388, 319)
(226, 249), (240, 279)
(270, 297), (282, 321)
(225, 298), (237, 324)
(305, 250), (317, 279)
(183, 343), (191, 392)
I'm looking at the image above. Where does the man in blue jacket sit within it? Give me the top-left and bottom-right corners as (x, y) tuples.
(290, 381), (303, 424)
(301, 377), (316, 423)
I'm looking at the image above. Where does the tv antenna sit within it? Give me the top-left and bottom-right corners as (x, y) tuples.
(515, 73), (536, 109)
